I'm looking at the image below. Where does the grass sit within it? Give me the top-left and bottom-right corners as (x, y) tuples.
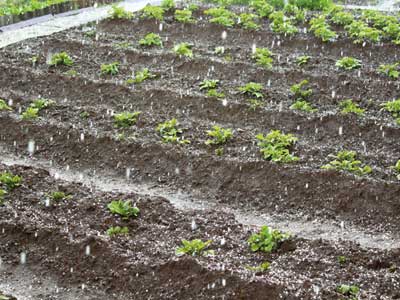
(322, 150), (372, 176)
(108, 200), (139, 220)
(256, 130), (299, 163)
(176, 239), (214, 256)
(114, 112), (141, 128)
(248, 225), (290, 253)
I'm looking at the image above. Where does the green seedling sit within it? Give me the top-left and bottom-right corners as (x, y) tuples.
(309, 15), (337, 42)
(49, 191), (71, 201)
(139, 33), (163, 47)
(175, 9), (195, 23)
(339, 99), (365, 116)
(0, 188), (6, 205)
(296, 55), (310, 66)
(248, 98), (263, 111)
(331, 11), (354, 26)
(322, 150), (372, 176)
(114, 111), (141, 128)
(107, 226), (129, 236)
(0, 99), (11, 111)
(31, 98), (54, 110)
(130, 68), (156, 84)
(108, 200), (139, 220)
(205, 125), (233, 145)
(338, 255), (347, 264)
(0, 171), (22, 191)
(290, 100), (317, 112)
(101, 62), (120, 76)
(246, 261), (271, 272)
(80, 111), (89, 119)
(391, 160), (400, 180)
(156, 118), (190, 144)
(214, 46), (225, 55)
(336, 57), (361, 70)
(269, 11), (298, 35)
(250, 0), (274, 18)
(108, 5), (132, 19)
(207, 89), (225, 99)
(252, 48), (273, 69)
(256, 130), (299, 163)
(238, 82), (263, 98)
(114, 41), (131, 50)
(238, 13), (260, 30)
(378, 63), (399, 79)
(141, 5), (164, 21)
(336, 284), (360, 297)
(176, 239), (214, 256)
(248, 225), (290, 253)
(381, 99), (400, 125)
(204, 7), (236, 27)
(215, 147), (224, 156)
(21, 107), (39, 120)
(49, 52), (73, 67)
(290, 80), (312, 100)
(64, 69), (78, 77)
(345, 20), (381, 44)
(173, 43), (193, 58)
(161, 0), (175, 10)
(199, 79), (219, 90)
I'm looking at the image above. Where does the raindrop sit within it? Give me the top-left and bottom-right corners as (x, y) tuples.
(20, 252), (27, 264)
(28, 139), (35, 155)
(191, 219), (197, 231)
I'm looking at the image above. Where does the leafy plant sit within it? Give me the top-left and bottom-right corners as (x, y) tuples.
(31, 98), (54, 110)
(204, 7), (237, 27)
(239, 13), (260, 30)
(161, 0), (175, 10)
(205, 125), (233, 145)
(156, 118), (190, 144)
(296, 55), (310, 66)
(248, 225), (290, 253)
(49, 52), (73, 66)
(290, 100), (317, 112)
(378, 63), (399, 79)
(238, 82), (263, 98)
(200, 79), (219, 90)
(248, 98), (263, 111)
(322, 150), (372, 176)
(141, 5), (164, 21)
(108, 200), (139, 220)
(214, 46), (225, 55)
(335, 57), (361, 70)
(331, 11), (354, 26)
(269, 11), (298, 35)
(252, 48), (273, 69)
(139, 33), (163, 47)
(336, 284), (360, 297)
(0, 99), (11, 111)
(50, 191), (71, 201)
(337, 255), (347, 264)
(289, 0), (332, 10)
(0, 188), (6, 205)
(173, 43), (193, 58)
(381, 99), (400, 125)
(107, 226), (129, 236)
(309, 15), (337, 42)
(250, 0), (274, 18)
(176, 239), (214, 256)
(339, 99), (365, 116)
(256, 130), (299, 163)
(21, 107), (39, 120)
(290, 80), (312, 100)
(175, 9), (195, 23)
(0, 171), (22, 191)
(101, 62), (120, 76)
(108, 5), (132, 19)
(391, 160), (400, 180)
(131, 68), (156, 84)
(345, 20), (381, 44)
(114, 111), (141, 128)
(246, 261), (271, 272)
(207, 89), (225, 99)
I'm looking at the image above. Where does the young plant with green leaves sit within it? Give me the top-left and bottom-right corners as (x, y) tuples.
(156, 118), (190, 144)
(49, 191), (71, 201)
(309, 15), (337, 42)
(238, 13), (260, 30)
(345, 20), (381, 44)
(335, 57), (361, 70)
(101, 62), (120, 76)
(31, 98), (54, 110)
(176, 239), (214, 256)
(296, 55), (311, 66)
(336, 284), (360, 298)
(248, 225), (290, 253)
(269, 11), (298, 35)
(378, 63), (399, 79)
(207, 89), (225, 99)
(21, 107), (39, 120)
(108, 5), (133, 19)
(107, 226), (129, 236)
(381, 99), (400, 125)
(199, 79), (219, 90)
(290, 100), (317, 112)
(114, 111), (141, 128)
(248, 98), (263, 111)
(321, 150), (372, 176)
(205, 126), (233, 145)
(141, 5), (164, 21)
(161, 0), (175, 11)
(392, 160), (400, 180)
(250, 0), (274, 18)
(290, 80), (312, 100)
(204, 7), (237, 27)
(0, 171), (22, 191)
(108, 200), (139, 220)
(246, 261), (271, 272)
(139, 33), (163, 47)
(238, 82), (263, 98)
(330, 10), (354, 26)
(175, 9), (195, 23)
(0, 99), (11, 111)
(252, 48), (273, 69)
(0, 188), (6, 204)
(173, 43), (193, 58)
(49, 52), (73, 67)
(130, 68), (156, 84)
(256, 130), (299, 163)
(339, 99), (365, 116)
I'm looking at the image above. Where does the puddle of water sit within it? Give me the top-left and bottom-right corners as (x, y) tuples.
(1, 151), (399, 250)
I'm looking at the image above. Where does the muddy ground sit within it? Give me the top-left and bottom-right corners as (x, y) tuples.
(0, 5), (400, 299)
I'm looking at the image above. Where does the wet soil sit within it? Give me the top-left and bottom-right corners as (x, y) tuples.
(0, 5), (400, 299)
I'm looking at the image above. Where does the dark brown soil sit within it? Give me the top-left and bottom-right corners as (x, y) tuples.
(0, 5), (400, 299)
